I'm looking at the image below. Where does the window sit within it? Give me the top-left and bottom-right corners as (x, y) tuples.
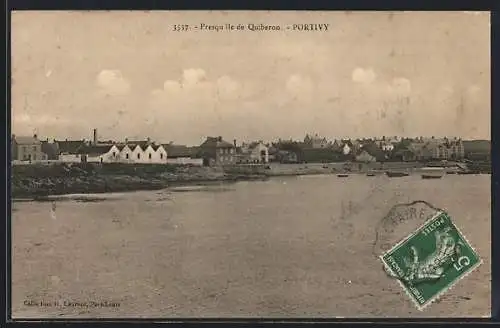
(230, 148), (234, 154)
(112, 152), (116, 157)
(137, 153), (141, 159)
(75, 154), (79, 158)
(160, 153), (163, 159)
(33, 154), (37, 160)
(23, 146), (27, 153)
(126, 153), (129, 159)
(149, 153), (152, 159)
(33, 146), (37, 152)
(219, 148), (224, 154)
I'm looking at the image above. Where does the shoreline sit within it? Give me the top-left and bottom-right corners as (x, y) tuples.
(10, 162), (489, 200)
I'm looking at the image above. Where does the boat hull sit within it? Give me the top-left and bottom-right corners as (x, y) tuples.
(421, 175), (443, 179)
(385, 172), (409, 178)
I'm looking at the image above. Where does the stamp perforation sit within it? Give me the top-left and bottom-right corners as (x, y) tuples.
(380, 209), (482, 311)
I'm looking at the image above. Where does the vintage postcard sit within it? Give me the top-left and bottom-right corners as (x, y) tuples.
(10, 11), (490, 318)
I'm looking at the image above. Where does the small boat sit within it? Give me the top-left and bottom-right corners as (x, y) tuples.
(386, 171), (409, 178)
(337, 174), (349, 178)
(422, 174), (443, 179)
(366, 172), (376, 177)
(421, 167), (445, 179)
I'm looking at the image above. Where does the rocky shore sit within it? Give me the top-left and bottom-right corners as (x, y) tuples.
(11, 163), (268, 199)
(11, 160), (490, 199)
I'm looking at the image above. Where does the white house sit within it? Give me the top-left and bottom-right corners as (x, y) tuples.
(118, 145), (134, 162)
(130, 144), (145, 162)
(380, 142), (395, 152)
(239, 141), (269, 163)
(342, 143), (351, 155)
(118, 143), (168, 164)
(80, 144), (121, 163)
(152, 145), (168, 163)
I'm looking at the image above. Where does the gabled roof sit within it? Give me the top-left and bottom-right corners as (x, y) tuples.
(14, 136), (41, 145)
(127, 143), (148, 151)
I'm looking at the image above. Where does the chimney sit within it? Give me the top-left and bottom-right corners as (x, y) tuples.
(93, 128), (98, 145)
(125, 138), (128, 144)
(33, 134), (38, 139)
(233, 139), (237, 147)
(147, 137), (151, 143)
(218, 136), (222, 142)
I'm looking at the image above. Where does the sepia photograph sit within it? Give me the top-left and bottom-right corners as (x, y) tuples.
(10, 11), (491, 318)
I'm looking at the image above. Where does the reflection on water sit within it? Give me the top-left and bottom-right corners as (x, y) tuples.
(11, 175), (491, 318)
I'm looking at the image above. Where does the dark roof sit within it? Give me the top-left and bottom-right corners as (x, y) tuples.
(78, 145), (114, 155)
(56, 140), (86, 154)
(41, 142), (59, 159)
(163, 144), (196, 158)
(127, 140), (151, 149)
(14, 136), (41, 145)
(360, 143), (386, 161)
(463, 140), (490, 154)
(126, 143), (152, 151)
(200, 136), (234, 148)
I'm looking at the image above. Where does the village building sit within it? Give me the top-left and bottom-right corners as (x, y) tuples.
(275, 150), (299, 163)
(355, 142), (387, 163)
(163, 144), (202, 165)
(41, 138), (60, 160)
(57, 139), (88, 162)
(78, 144), (121, 163)
(355, 150), (376, 163)
(463, 140), (490, 161)
(199, 136), (237, 166)
(120, 139), (168, 164)
(238, 141), (269, 163)
(304, 134), (329, 149)
(339, 140), (353, 155)
(11, 134), (48, 161)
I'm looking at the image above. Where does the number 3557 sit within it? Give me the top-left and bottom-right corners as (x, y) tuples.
(173, 25), (189, 31)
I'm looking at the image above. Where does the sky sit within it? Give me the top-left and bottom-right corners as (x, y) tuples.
(11, 11), (490, 146)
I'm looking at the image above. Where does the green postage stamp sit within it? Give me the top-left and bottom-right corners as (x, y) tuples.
(380, 210), (481, 310)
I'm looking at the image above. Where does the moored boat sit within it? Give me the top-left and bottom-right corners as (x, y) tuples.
(421, 167), (445, 179)
(386, 171), (409, 177)
(337, 174), (349, 178)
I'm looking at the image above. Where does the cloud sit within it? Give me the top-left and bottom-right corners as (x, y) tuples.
(182, 68), (207, 86)
(96, 69), (131, 95)
(352, 67), (376, 84)
(151, 68), (252, 105)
